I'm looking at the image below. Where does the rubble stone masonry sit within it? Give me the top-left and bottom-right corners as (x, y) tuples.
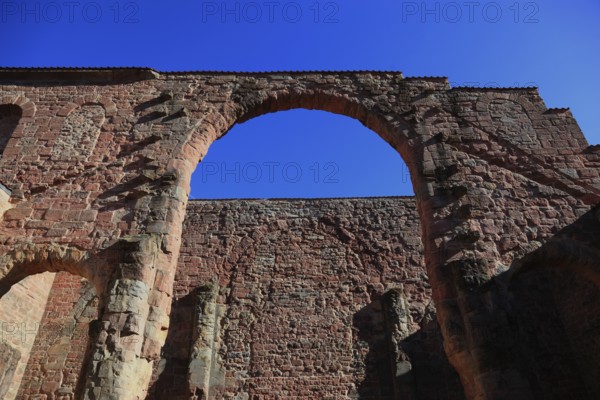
(0, 68), (598, 399)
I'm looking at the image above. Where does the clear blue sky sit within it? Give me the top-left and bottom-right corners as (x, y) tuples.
(2, 0), (598, 198)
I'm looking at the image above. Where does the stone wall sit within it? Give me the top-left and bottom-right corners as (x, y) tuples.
(17, 197), (600, 400)
(150, 197), (465, 400)
(549, 269), (600, 395)
(18, 197), (465, 399)
(0, 69), (598, 399)
(17, 272), (98, 400)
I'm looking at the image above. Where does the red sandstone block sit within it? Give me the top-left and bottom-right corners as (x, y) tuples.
(43, 209), (65, 221)
(46, 227), (70, 237)
(95, 212), (113, 224)
(70, 229), (91, 238)
(63, 210), (82, 221)
(56, 103), (77, 117)
(2, 146), (21, 157)
(3, 207), (33, 221)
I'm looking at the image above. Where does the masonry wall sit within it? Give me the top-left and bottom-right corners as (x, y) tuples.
(10, 197), (466, 400)
(550, 269), (600, 395)
(16, 272), (98, 400)
(149, 197), (465, 400)
(9, 197), (600, 400)
(0, 70), (599, 399)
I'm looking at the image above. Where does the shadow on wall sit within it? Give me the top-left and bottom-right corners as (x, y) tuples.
(147, 205), (600, 400)
(148, 289), (466, 400)
(353, 296), (395, 400)
(0, 104), (21, 157)
(147, 292), (197, 400)
(507, 205), (600, 399)
(353, 294), (466, 400)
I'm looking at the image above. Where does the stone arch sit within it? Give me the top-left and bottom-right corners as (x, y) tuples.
(176, 88), (427, 203)
(56, 95), (117, 118)
(159, 86), (472, 398)
(0, 242), (106, 400)
(0, 243), (107, 299)
(152, 75), (587, 400)
(0, 244), (112, 399)
(0, 270), (57, 400)
(189, 107), (414, 198)
(239, 91), (415, 163)
(0, 95), (35, 118)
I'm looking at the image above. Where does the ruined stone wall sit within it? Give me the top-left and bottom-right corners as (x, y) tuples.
(18, 197), (464, 399)
(9, 198), (600, 400)
(0, 69), (598, 399)
(152, 197), (465, 400)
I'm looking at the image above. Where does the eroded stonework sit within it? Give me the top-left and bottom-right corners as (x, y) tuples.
(155, 198), (463, 400)
(52, 104), (105, 162)
(0, 68), (598, 400)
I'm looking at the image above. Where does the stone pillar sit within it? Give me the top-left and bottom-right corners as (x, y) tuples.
(417, 146), (536, 399)
(382, 288), (417, 400)
(84, 278), (153, 399)
(83, 236), (165, 400)
(188, 284), (218, 399)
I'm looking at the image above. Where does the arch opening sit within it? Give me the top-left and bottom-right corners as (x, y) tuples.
(0, 244), (111, 399)
(0, 245), (105, 300)
(152, 92), (465, 399)
(190, 109), (414, 199)
(0, 270), (100, 400)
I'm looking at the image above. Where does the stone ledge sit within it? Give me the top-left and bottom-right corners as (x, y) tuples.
(0, 67), (159, 84)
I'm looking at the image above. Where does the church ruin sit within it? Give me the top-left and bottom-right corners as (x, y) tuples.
(0, 68), (598, 399)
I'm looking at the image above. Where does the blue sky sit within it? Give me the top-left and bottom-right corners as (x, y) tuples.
(2, 0), (598, 198)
